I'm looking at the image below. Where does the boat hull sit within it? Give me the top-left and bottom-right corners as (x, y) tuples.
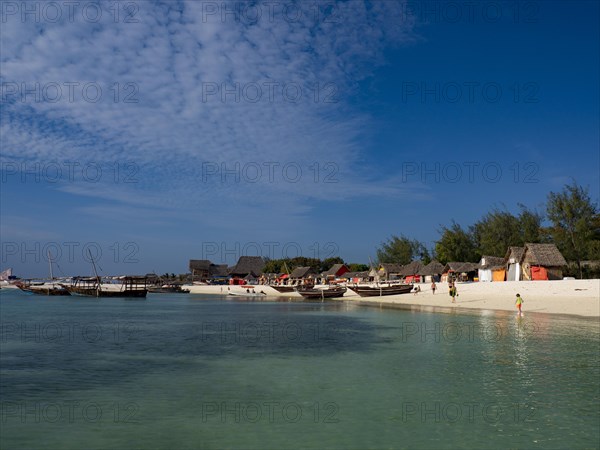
(63, 285), (147, 298)
(352, 284), (414, 297)
(296, 287), (347, 299)
(18, 283), (71, 296)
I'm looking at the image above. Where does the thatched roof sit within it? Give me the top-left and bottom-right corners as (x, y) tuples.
(504, 246), (525, 262)
(323, 263), (349, 277)
(443, 262), (479, 273)
(419, 260), (445, 276)
(521, 243), (567, 267)
(479, 256), (505, 269)
(379, 263), (403, 274)
(229, 256), (265, 277)
(210, 264), (229, 277)
(290, 266), (316, 278)
(399, 261), (423, 276)
(345, 271), (369, 279)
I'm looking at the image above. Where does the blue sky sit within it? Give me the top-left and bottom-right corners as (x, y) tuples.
(1, 0), (598, 277)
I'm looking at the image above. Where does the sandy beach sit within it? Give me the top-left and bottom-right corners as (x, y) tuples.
(342, 280), (600, 319)
(188, 279), (600, 318)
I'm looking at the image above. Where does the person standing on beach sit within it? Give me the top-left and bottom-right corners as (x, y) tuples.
(449, 284), (458, 303)
(516, 294), (523, 314)
(431, 281), (437, 294)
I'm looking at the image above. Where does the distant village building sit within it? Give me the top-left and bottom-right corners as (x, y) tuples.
(399, 261), (424, 283)
(189, 260), (229, 281)
(289, 266), (317, 281)
(344, 271), (371, 283)
(520, 243), (567, 280)
(477, 256), (506, 282)
(323, 264), (350, 279)
(504, 247), (525, 281)
(419, 261), (445, 283)
(442, 262), (479, 282)
(229, 256), (265, 278)
(378, 264), (403, 281)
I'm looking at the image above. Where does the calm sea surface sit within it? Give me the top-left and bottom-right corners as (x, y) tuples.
(1, 289), (599, 449)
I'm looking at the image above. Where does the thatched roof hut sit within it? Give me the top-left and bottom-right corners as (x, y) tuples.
(520, 243), (567, 280)
(399, 261), (424, 277)
(229, 256), (265, 277)
(504, 247), (525, 281)
(323, 263), (350, 278)
(289, 266), (316, 279)
(378, 263), (403, 280)
(478, 256), (506, 282)
(442, 262), (479, 281)
(504, 247), (525, 263)
(419, 261), (445, 276)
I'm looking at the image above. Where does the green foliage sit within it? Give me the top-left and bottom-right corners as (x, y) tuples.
(471, 206), (545, 256)
(435, 222), (479, 264)
(376, 235), (429, 265)
(547, 182), (599, 278)
(347, 263), (369, 272)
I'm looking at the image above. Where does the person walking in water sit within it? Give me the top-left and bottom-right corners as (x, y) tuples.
(431, 281), (437, 294)
(449, 284), (458, 303)
(516, 293), (523, 315)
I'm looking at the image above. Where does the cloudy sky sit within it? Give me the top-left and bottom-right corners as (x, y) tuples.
(1, 0), (598, 276)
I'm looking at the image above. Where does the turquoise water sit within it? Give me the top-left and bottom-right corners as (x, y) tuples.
(1, 289), (599, 449)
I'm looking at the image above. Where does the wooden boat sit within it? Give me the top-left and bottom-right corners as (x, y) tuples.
(270, 285), (296, 293)
(15, 251), (71, 296)
(148, 284), (190, 293)
(17, 281), (71, 296)
(62, 277), (148, 298)
(352, 283), (413, 297)
(296, 285), (347, 299)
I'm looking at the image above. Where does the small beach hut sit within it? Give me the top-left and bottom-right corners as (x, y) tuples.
(289, 266), (317, 283)
(323, 264), (350, 279)
(419, 260), (445, 283)
(504, 247), (525, 281)
(189, 259), (213, 280)
(399, 261), (424, 283)
(520, 243), (567, 280)
(229, 256), (265, 278)
(443, 262), (479, 282)
(478, 256), (506, 282)
(378, 264), (403, 281)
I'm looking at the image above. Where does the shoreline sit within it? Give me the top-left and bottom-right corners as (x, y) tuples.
(186, 279), (600, 319)
(341, 298), (600, 322)
(341, 279), (600, 318)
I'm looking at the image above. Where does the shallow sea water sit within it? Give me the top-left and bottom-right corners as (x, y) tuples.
(1, 289), (598, 449)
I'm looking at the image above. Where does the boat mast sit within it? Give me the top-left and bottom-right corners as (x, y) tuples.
(88, 249), (101, 295)
(48, 250), (54, 280)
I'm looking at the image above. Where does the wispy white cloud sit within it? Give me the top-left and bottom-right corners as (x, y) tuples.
(1, 1), (419, 225)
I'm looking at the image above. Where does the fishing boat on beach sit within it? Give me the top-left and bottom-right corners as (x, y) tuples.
(352, 283), (413, 297)
(148, 283), (190, 293)
(296, 285), (347, 299)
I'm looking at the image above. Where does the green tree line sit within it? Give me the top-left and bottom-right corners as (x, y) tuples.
(376, 182), (599, 279)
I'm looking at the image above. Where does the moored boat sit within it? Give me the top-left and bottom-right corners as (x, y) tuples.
(270, 284), (296, 293)
(62, 276), (148, 298)
(148, 283), (190, 293)
(296, 285), (347, 299)
(17, 281), (71, 296)
(352, 283), (413, 297)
